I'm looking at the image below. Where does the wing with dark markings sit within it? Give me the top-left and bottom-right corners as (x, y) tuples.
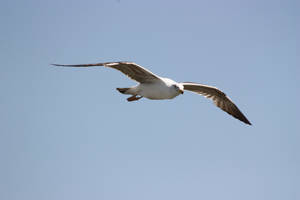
(52, 62), (161, 83)
(181, 82), (251, 125)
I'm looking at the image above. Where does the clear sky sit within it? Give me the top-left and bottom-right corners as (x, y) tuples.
(1, 0), (299, 200)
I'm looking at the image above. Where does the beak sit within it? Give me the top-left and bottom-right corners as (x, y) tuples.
(180, 90), (184, 94)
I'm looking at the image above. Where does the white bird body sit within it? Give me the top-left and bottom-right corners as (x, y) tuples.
(128, 78), (183, 100)
(52, 61), (251, 125)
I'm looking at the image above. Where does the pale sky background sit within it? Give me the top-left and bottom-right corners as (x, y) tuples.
(1, 0), (299, 200)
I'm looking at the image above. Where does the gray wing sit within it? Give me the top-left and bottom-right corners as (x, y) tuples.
(181, 82), (251, 125)
(52, 62), (161, 83)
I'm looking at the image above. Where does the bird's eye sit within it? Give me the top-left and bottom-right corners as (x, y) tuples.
(173, 85), (179, 90)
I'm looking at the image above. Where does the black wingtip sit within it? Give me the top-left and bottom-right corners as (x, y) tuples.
(239, 115), (252, 126)
(51, 63), (70, 67)
(224, 106), (252, 126)
(245, 120), (252, 126)
(247, 120), (252, 125)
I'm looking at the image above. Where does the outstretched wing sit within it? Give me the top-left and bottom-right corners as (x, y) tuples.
(181, 82), (251, 125)
(52, 62), (161, 83)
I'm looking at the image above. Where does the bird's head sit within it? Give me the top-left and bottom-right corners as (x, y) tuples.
(173, 84), (184, 95)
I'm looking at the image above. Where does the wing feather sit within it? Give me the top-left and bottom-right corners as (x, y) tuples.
(52, 62), (160, 83)
(181, 82), (251, 125)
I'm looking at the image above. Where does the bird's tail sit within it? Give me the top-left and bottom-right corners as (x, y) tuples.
(116, 88), (130, 94)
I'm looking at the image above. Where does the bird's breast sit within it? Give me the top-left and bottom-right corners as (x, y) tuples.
(138, 83), (179, 100)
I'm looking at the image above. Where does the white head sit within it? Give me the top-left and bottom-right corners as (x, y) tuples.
(162, 78), (184, 95)
(172, 83), (184, 94)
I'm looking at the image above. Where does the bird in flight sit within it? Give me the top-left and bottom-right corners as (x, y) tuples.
(52, 62), (251, 125)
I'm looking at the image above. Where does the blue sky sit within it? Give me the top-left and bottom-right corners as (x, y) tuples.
(1, 0), (299, 200)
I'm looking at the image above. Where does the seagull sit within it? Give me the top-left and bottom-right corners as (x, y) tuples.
(52, 62), (251, 125)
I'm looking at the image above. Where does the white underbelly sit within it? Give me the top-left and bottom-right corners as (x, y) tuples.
(137, 83), (179, 100)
